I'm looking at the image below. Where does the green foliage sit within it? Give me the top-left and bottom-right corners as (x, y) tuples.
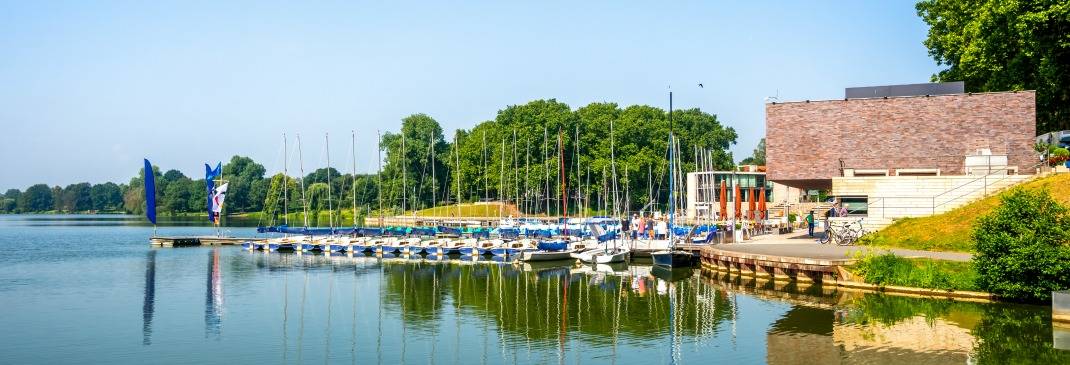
(917, 0), (1070, 132)
(739, 138), (765, 165)
(19, 184), (53, 212)
(221, 155), (266, 213)
(850, 253), (978, 291)
(973, 188), (1070, 302)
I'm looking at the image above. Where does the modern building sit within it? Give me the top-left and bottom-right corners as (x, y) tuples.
(764, 82), (1037, 226)
(684, 167), (805, 220)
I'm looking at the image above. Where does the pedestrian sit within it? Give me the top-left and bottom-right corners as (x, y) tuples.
(646, 216), (655, 239)
(805, 211), (815, 238)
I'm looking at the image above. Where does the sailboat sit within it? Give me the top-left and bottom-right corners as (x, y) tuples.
(574, 120), (629, 264)
(520, 129), (575, 262)
(652, 91), (695, 268)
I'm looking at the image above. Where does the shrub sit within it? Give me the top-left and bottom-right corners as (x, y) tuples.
(973, 188), (1070, 302)
(850, 253), (977, 291)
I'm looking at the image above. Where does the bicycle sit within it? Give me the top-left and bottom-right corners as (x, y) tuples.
(819, 218), (866, 245)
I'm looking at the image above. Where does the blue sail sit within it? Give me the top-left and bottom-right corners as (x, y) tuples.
(144, 159), (156, 224)
(205, 162), (221, 222)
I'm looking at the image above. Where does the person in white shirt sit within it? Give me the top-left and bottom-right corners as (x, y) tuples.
(655, 220), (668, 239)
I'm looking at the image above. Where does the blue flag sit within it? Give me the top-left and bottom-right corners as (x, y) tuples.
(144, 159), (156, 225)
(205, 162), (221, 222)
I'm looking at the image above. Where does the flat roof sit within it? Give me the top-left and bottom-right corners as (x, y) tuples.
(765, 89), (1035, 105)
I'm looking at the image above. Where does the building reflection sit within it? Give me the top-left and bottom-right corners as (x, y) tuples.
(142, 250), (156, 345)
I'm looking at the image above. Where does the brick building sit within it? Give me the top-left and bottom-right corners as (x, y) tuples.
(766, 88), (1036, 190)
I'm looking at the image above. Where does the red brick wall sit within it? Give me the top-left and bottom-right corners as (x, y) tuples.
(766, 91), (1036, 189)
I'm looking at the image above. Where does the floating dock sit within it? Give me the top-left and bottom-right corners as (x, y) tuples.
(149, 236), (264, 247)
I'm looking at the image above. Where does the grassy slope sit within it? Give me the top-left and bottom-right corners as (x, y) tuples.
(413, 202), (522, 217)
(861, 173), (1070, 252)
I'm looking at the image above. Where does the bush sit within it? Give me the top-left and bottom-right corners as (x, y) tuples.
(973, 188), (1070, 302)
(850, 253), (978, 291)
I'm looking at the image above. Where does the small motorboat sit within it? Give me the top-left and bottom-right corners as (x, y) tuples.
(478, 239), (506, 256)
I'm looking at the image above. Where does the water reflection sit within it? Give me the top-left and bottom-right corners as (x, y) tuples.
(136, 250), (1070, 364)
(142, 250), (156, 345)
(702, 270), (1070, 364)
(205, 249), (223, 339)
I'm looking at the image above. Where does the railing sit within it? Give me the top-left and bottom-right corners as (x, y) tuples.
(844, 161), (1044, 220)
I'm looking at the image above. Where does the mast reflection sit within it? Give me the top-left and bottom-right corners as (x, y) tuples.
(205, 248), (223, 338)
(142, 250), (156, 345)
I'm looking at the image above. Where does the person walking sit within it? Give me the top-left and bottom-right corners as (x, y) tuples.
(805, 211), (815, 238)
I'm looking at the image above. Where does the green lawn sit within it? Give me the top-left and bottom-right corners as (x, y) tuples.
(859, 173), (1070, 252)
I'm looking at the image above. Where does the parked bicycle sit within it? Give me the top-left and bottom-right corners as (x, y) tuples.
(819, 218), (866, 245)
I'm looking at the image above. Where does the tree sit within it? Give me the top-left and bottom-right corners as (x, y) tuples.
(380, 113), (449, 212)
(163, 177), (192, 214)
(50, 186), (63, 211)
(90, 182), (122, 211)
(19, 184), (53, 212)
(740, 138), (766, 165)
(61, 183), (93, 211)
(221, 155), (266, 213)
(917, 0), (1070, 133)
(973, 188), (1070, 301)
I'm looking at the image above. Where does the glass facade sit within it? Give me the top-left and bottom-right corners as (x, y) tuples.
(694, 172), (773, 203)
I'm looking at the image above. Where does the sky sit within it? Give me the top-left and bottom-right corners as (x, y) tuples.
(0, 1), (942, 190)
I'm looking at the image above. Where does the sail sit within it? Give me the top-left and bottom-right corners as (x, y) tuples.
(211, 183), (229, 215)
(205, 162), (221, 222)
(143, 159), (156, 224)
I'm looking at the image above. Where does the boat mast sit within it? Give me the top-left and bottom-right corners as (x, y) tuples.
(499, 139), (505, 219)
(544, 127), (550, 215)
(574, 125), (581, 218)
(351, 131), (357, 227)
(429, 130), (436, 217)
(513, 130), (519, 218)
(401, 132), (407, 214)
(326, 133), (334, 231)
(377, 131), (383, 227)
(297, 134), (309, 228)
(668, 91), (675, 248)
(283, 133), (288, 227)
(454, 132), (462, 218)
(559, 128), (566, 234)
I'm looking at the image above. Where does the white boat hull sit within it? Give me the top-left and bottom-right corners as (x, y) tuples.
(519, 250), (575, 262)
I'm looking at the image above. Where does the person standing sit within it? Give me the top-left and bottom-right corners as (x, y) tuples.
(805, 211), (815, 238)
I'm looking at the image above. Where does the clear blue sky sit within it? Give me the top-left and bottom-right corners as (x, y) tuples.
(0, 1), (941, 190)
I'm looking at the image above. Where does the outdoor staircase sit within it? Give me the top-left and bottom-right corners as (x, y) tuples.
(858, 171), (1037, 232)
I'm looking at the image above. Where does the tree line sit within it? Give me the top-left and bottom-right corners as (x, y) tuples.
(1, 99), (741, 220)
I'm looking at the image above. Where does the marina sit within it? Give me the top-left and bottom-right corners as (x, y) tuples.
(2, 215), (1068, 364)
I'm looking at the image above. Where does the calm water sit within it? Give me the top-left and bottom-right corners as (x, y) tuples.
(1, 215), (1068, 364)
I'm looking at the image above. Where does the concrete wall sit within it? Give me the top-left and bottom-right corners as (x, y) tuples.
(766, 91), (1036, 189)
(832, 174), (1033, 220)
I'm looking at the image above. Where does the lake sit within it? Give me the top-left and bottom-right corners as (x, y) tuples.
(0, 215), (1067, 364)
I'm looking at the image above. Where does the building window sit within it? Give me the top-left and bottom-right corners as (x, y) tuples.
(839, 196), (868, 216)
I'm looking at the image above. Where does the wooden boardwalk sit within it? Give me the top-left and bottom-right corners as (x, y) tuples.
(149, 236), (264, 247)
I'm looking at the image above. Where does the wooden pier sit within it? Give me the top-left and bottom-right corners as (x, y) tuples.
(698, 244), (856, 282)
(149, 236), (265, 247)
